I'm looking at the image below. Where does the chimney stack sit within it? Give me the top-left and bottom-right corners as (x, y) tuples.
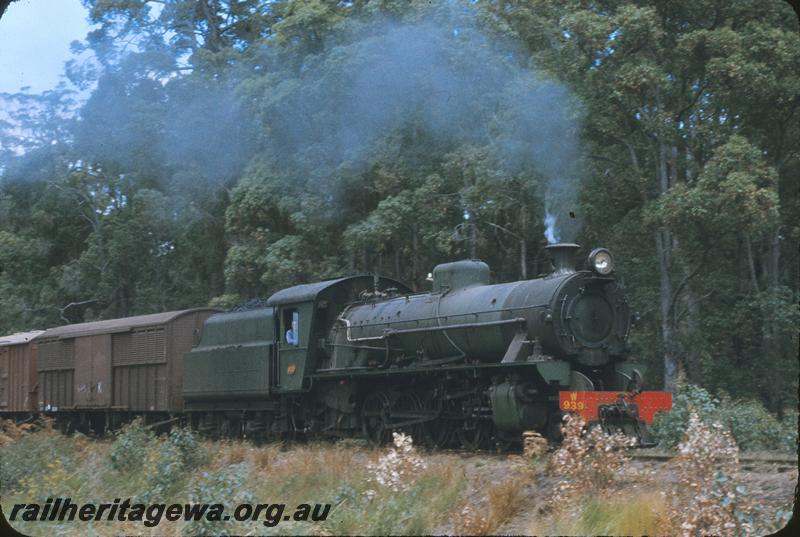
(545, 243), (580, 275)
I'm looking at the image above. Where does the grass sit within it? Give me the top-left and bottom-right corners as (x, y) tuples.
(0, 423), (466, 536)
(530, 492), (668, 535)
(0, 418), (794, 536)
(454, 475), (527, 535)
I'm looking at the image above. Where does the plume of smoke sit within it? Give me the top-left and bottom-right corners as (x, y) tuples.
(544, 209), (560, 244)
(261, 3), (584, 240)
(57, 1), (584, 239)
(70, 63), (255, 198)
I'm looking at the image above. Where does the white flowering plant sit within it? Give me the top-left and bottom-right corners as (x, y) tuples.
(366, 432), (427, 495)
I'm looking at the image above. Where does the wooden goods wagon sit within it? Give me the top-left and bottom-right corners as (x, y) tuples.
(36, 308), (218, 432)
(0, 331), (43, 416)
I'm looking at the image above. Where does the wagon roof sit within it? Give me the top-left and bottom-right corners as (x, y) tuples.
(0, 331), (44, 347)
(36, 308), (219, 340)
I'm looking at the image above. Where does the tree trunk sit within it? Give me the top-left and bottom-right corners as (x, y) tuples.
(683, 279), (700, 384)
(657, 141), (679, 392)
(761, 229), (782, 413)
(656, 229), (678, 392)
(200, 0), (224, 52)
(767, 230), (780, 289)
(744, 234), (760, 293)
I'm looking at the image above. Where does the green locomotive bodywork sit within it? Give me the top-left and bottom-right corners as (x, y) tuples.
(182, 244), (663, 446)
(184, 308), (275, 403)
(327, 258), (629, 369)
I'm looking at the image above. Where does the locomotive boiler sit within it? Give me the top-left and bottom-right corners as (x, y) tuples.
(182, 243), (672, 448)
(329, 243), (628, 369)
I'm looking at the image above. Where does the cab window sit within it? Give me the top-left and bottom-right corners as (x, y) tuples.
(283, 309), (299, 346)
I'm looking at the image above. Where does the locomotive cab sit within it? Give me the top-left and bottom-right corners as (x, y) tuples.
(266, 276), (412, 390)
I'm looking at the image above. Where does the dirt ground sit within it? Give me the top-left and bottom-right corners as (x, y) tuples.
(428, 452), (797, 535)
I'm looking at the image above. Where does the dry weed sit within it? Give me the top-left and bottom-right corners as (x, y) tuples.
(454, 503), (492, 535)
(668, 411), (755, 537)
(224, 440), (249, 464)
(547, 414), (635, 507)
(279, 443), (357, 481)
(250, 443), (280, 470)
(366, 432), (427, 494)
(487, 476), (525, 525)
(453, 476), (527, 535)
(522, 430), (548, 458)
(0, 418), (34, 446)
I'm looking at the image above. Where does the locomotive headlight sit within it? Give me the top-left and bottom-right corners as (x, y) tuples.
(588, 248), (614, 275)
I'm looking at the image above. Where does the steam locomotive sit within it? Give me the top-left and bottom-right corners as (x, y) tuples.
(182, 243), (671, 447)
(1, 243), (671, 448)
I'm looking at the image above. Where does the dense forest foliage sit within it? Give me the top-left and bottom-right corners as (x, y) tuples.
(0, 0), (797, 410)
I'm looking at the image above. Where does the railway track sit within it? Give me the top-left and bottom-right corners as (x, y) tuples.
(629, 448), (797, 465)
(437, 445), (797, 473)
(628, 449), (798, 474)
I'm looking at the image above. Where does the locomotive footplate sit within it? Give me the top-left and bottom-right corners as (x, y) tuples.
(558, 390), (672, 446)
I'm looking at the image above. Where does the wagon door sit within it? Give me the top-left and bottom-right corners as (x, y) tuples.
(112, 328), (169, 412)
(38, 340), (74, 410)
(7, 344), (33, 411)
(73, 335), (112, 407)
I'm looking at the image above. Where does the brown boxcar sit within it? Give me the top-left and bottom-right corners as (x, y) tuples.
(0, 331), (43, 416)
(36, 308), (218, 431)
